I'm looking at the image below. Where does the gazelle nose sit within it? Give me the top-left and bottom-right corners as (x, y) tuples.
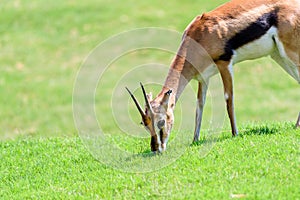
(152, 146), (164, 154)
(161, 143), (166, 151)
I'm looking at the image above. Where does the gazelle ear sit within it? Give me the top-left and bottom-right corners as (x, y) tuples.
(161, 90), (172, 110)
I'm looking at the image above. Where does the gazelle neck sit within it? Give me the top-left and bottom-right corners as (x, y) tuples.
(155, 54), (196, 109)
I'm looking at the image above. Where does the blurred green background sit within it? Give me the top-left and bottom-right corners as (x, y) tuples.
(1, 0), (298, 140)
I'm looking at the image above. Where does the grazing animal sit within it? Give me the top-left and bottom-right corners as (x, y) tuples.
(127, 0), (300, 152)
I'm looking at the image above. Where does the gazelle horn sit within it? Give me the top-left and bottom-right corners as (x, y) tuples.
(140, 82), (154, 114)
(125, 87), (145, 117)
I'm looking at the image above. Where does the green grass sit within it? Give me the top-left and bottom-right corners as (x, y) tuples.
(1, 0), (299, 199)
(1, 123), (299, 199)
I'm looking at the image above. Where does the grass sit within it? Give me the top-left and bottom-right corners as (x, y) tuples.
(1, 0), (299, 199)
(1, 123), (299, 199)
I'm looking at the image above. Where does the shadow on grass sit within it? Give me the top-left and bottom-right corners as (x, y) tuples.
(240, 122), (294, 136)
(242, 125), (279, 135)
(191, 122), (295, 147)
(125, 149), (159, 159)
(191, 138), (210, 146)
(139, 150), (158, 158)
(190, 135), (223, 147)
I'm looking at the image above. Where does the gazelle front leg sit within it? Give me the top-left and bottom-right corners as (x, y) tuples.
(193, 81), (208, 142)
(216, 60), (238, 136)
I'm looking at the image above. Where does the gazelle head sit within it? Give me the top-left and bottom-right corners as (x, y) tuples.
(126, 83), (174, 153)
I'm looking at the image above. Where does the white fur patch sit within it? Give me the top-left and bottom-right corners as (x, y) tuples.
(224, 93), (229, 100)
(232, 27), (277, 64)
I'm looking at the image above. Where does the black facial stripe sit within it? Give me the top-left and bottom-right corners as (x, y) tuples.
(219, 9), (279, 61)
(150, 135), (159, 152)
(159, 129), (164, 144)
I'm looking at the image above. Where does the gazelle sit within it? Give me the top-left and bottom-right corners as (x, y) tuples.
(127, 0), (300, 152)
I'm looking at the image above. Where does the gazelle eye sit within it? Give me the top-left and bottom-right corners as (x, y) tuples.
(157, 120), (165, 129)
